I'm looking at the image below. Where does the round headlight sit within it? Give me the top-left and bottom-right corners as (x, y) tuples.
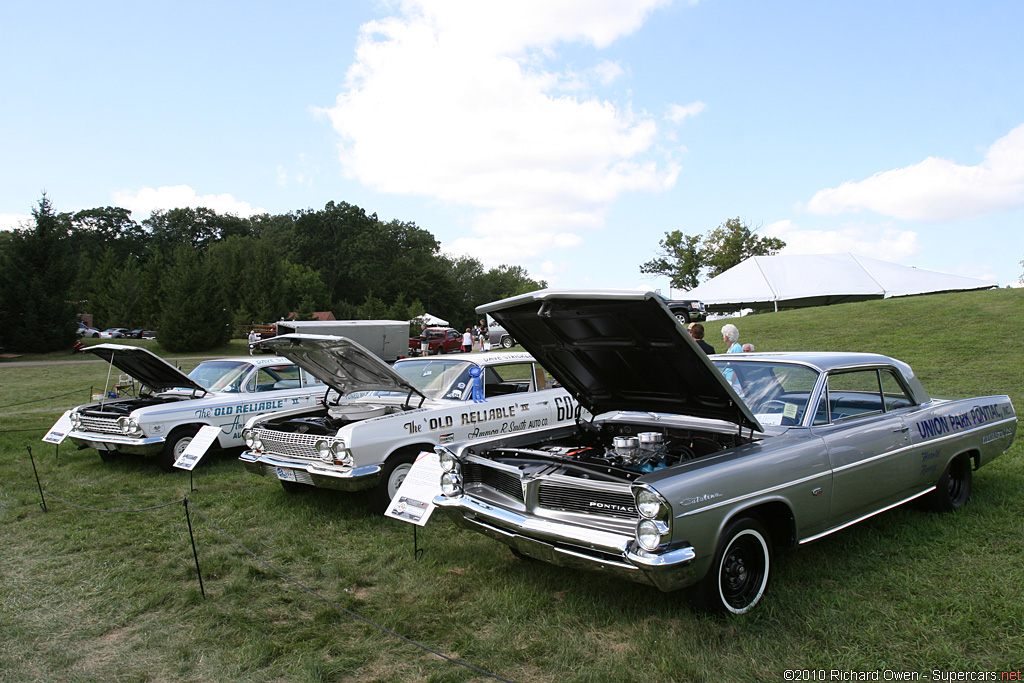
(438, 449), (458, 473)
(440, 472), (462, 497)
(127, 418), (142, 436)
(252, 438), (264, 452)
(315, 439), (332, 459)
(635, 488), (666, 519)
(70, 412), (82, 428)
(243, 429), (255, 448)
(331, 441), (347, 456)
(117, 416), (131, 435)
(636, 519), (669, 552)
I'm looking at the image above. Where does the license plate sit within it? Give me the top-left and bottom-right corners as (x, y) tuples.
(275, 467), (297, 482)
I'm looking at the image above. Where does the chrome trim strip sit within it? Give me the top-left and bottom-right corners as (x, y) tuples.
(797, 487), (935, 545)
(676, 470), (829, 518)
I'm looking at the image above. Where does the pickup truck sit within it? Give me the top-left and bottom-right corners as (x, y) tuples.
(410, 326), (463, 355)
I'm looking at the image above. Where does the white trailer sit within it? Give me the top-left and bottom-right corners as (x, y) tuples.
(273, 320), (410, 362)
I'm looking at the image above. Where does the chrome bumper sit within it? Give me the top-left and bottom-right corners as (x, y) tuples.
(238, 451), (382, 492)
(433, 494), (697, 592)
(69, 433), (165, 456)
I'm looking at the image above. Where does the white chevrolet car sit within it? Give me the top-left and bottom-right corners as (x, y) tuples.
(65, 344), (327, 470)
(238, 334), (579, 511)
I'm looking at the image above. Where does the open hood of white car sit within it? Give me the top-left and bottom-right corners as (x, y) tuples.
(261, 334), (425, 400)
(477, 290), (762, 432)
(85, 344), (207, 394)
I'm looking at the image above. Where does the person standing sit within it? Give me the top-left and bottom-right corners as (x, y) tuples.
(721, 323), (743, 354)
(247, 329), (257, 355)
(462, 328), (473, 353)
(688, 323), (715, 354)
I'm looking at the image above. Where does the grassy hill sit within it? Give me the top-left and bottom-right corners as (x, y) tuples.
(1, 288), (1021, 682)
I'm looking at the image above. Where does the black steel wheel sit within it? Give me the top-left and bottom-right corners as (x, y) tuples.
(924, 453), (972, 512)
(693, 517), (771, 615)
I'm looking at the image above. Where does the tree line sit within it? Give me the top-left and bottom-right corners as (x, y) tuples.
(0, 194), (544, 353)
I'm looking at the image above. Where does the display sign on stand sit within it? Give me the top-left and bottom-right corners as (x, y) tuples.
(41, 411), (73, 445)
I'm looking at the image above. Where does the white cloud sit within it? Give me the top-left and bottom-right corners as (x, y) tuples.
(665, 101), (707, 123)
(111, 185), (266, 218)
(805, 123), (1024, 221)
(1, 213), (29, 231)
(766, 219), (921, 261)
(322, 0), (680, 264)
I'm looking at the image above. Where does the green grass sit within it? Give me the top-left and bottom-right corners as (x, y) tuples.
(2, 288), (1023, 682)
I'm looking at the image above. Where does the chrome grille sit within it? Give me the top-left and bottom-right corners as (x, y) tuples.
(254, 429), (320, 461)
(463, 462), (524, 502)
(78, 415), (121, 435)
(537, 483), (637, 519)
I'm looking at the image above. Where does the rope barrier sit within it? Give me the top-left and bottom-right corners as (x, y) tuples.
(0, 388), (89, 410)
(0, 477), (517, 683)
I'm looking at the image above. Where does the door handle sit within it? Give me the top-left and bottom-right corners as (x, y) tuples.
(893, 425), (909, 433)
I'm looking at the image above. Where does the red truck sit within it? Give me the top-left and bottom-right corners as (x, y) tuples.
(410, 327), (463, 355)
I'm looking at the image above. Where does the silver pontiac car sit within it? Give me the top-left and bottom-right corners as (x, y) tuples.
(433, 290), (1017, 614)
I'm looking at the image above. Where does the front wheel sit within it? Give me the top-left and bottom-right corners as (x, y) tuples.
(923, 454), (972, 512)
(501, 336), (514, 349)
(158, 426), (200, 472)
(369, 451), (417, 514)
(692, 517), (772, 615)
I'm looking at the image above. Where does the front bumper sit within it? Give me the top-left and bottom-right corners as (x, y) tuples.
(433, 493), (697, 592)
(69, 432), (165, 456)
(239, 451), (382, 492)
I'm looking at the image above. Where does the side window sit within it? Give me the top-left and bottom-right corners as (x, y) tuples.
(255, 365), (300, 392)
(826, 369), (884, 421)
(300, 368), (324, 388)
(880, 370), (914, 411)
(484, 362), (535, 397)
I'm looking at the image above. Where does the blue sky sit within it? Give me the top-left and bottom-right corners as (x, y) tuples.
(3, 0), (1022, 294)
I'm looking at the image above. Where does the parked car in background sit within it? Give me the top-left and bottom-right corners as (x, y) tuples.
(62, 345), (328, 471)
(409, 326), (463, 355)
(432, 290), (1017, 614)
(659, 295), (706, 324)
(239, 334), (578, 511)
(77, 321), (100, 338)
(486, 314), (516, 348)
(126, 329), (158, 339)
(99, 328), (130, 339)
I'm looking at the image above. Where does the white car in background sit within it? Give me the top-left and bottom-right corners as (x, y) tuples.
(64, 344), (328, 470)
(239, 334), (579, 511)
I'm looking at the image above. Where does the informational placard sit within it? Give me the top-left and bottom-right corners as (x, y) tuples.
(42, 411), (74, 445)
(384, 450), (443, 526)
(173, 425), (221, 471)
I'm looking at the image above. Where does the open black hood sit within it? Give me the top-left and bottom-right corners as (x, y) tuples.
(85, 344), (206, 393)
(477, 290), (761, 432)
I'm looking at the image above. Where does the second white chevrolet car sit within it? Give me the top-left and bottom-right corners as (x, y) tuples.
(239, 334), (579, 511)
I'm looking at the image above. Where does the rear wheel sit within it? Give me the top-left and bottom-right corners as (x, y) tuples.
(501, 336), (514, 349)
(158, 426), (200, 472)
(692, 517), (772, 615)
(924, 454), (972, 512)
(369, 450), (418, 514)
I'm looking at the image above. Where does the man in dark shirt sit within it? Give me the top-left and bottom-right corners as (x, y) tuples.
(688, 323), (716, 354)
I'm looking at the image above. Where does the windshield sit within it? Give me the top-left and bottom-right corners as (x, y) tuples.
(366, 358), (473, 400)
(185, 360), (254, 393)
(712, 359), (820, 426)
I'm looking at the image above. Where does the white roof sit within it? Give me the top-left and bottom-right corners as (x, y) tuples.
(686, 253), (996, 311)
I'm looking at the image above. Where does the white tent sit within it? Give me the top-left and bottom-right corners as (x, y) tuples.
(686, 253), (996, 312)
(410, 312), (449, 326)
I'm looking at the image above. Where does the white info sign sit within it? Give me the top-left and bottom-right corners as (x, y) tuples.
(173, 425), (222, 471)
(42, 411), (74, 445)
(384, 450), (444, 527)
